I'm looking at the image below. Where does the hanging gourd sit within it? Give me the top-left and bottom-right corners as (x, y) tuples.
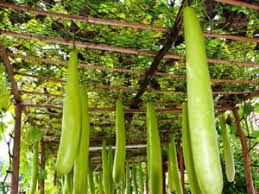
(184, 6), (223, 194)
(99, 173), (104, 194)
(108, 145), (115, 194)
(168, 136), (183, 194)
(88, 165), (95, 194)
(125, 162), (131, 194)
(138, 163), (145, 194)
(63, 170), (73, 194)
(56, 50), (81, 175)
(181, 102), (202, 194)
(73, 88), (90, 194)
(113, 99), (126, 185)
(146, 102), (162, 194)
(102, 140), (110, 194)
(132, 166), (138, 194)
(219, 115), (235, 182)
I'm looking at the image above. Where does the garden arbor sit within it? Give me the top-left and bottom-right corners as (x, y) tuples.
(0, 0), (258, 193)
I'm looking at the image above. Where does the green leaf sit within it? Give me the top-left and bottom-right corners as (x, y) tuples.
(0, 94), (10, 110)
(250, 131), (259, 140)
(26, 127), (43, 144)
(254, 103), (259, 114)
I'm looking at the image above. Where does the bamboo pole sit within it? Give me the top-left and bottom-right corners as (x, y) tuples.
(11, 104), (22, 194)
(232, 109), (255, 194)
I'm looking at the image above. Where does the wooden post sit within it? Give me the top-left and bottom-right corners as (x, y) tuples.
(39, 141), (45, 194)
(233, 109), (255, 194)
(177, 142), (185, 194)
(162, 161), (166, 194)
(11, 104), (22, 194)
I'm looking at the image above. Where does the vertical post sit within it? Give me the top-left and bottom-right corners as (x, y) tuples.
(11, 104), (22, 194)
(233, 109), (255, 194)
(39, 141), (45, 194)
(178, 142), (185, 194)
(162, 161), (166, 194)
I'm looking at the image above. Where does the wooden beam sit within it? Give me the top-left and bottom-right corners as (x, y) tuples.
(0, 44), (24, 194)
(232, 109), (255, 194)
(20, 102), (234, 113)
(14, 72), (259, 95)
(0, 45), (22, 103)
(9, 53), (259, 84)
(0, 2), (258, 42)
(128, 0), (187, 114)
(11, 104), (22, 194)
(1, 31), (259, 68)
(214, 0), (259, 11)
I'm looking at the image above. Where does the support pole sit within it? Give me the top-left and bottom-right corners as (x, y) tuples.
(39, 141), (45, 194)
(11, 104), (22, 194)
(162, 161), (166, 194)
(178, 142), (185, 194)
(232, 109), (255, 194)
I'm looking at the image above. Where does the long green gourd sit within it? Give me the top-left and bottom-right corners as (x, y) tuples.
(181, 102), (202, 194)
(168, 136), (183, 194)
(184, 6), (223, 194)
(63, 170), (73, 194)
(29, 141), (39, 194)
(108, 145), (114, 194)
(167, 147), (175, 193)
(146, 102), (162, 194)
(88, 166), (95, 194)
(99, 174), (103, 194)
(125, 162), (131, 194)
(138, 163), (144, 194)
(56, 50), (81, 175)
(73, 88), (89, 194)
(102, 140), (109, 194)
(113, 99), (126, 185)
(219, 115), (235, 182)
(132, 166), (138, 194)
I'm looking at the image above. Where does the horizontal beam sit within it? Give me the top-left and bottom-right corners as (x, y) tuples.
(15, 72), (259, 95)
(0, 2), (258, 42)
(18, 90), (238, 105)
(10, 53), (259, 84)
(89, 144), (146, 151)
(1, 31), (259, 68)
(20, 102), (234, 113)
(214, 0), (259, 11)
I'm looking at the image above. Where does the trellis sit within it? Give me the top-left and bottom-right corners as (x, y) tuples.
(0, 0), (258, 193)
